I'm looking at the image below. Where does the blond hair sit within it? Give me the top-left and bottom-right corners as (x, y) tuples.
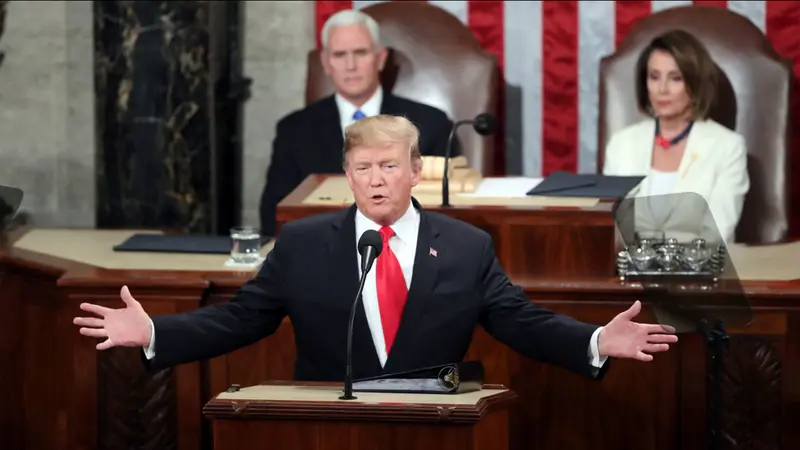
(342, 115), (421, 167)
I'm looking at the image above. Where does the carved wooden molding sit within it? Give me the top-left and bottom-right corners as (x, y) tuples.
(720, 336), (782, 448)
(97, 348), (178, 450)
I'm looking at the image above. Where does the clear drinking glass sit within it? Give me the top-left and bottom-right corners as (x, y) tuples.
(229, 226), (261, 264)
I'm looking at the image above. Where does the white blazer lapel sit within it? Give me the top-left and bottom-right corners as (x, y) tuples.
(627, 120), (659, 237)
(675, 120), (707, 183)
(628, 120), (656, 197)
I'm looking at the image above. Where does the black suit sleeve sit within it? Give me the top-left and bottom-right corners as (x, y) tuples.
(432, 115), (462, 158)
(476, 237), (608, 379)
(415, 112), (461, 158)
(143, 234), (291, 371)
(259, 120), (303, 237)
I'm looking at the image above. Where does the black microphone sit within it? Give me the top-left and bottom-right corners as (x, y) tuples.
(340, 229), (383, 400)
(442, 113), (497, 208)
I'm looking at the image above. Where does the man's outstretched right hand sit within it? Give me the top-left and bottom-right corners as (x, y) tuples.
(73, 285), (152, 350)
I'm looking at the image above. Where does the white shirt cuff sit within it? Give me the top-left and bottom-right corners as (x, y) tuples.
(142, 317), (156, 360)
(588, 326), (608, 368)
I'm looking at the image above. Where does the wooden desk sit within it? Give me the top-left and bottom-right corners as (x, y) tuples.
(2, 183), (799, 450)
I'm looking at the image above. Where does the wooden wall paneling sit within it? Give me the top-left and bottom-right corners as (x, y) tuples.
(782, 313), (800, 449)
(60, 280), (209, 450)
(0, 266), (25, 450)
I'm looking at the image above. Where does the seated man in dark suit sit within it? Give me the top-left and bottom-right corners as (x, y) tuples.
(259, 9), (458, 237)
(74, 115), (677, 384)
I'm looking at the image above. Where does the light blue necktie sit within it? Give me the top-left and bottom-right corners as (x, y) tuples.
(352, 110), (366, 121)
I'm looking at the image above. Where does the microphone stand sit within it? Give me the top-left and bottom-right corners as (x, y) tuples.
(340, 251), (374, 400)
(698, 318), (729, 450)
(442, 120), (472, 208)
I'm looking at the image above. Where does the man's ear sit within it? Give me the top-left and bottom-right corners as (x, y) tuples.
(410, 159), (422, 187)
(345, 166), (355, 189)
(343, 158), (354, 184)
(320, 49), (331, 76)
(376, 46), (388, 72)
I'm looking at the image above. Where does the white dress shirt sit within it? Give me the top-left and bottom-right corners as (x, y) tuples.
(335, 86), (383, 134)
(354, 202), (420, 367)
(145, 202), (608, 370)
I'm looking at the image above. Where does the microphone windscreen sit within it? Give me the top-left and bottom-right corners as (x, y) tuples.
(357, 229), (383, 257)
(472, 113), (497, 136)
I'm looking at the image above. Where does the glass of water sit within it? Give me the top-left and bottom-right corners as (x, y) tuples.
(229, 226), (262, 264)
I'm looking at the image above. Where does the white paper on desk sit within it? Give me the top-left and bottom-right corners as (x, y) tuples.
(457, 177), (543, 198)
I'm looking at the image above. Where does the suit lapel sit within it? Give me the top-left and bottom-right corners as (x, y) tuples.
(382, 199), (440, 373)
(327, 204), (382, 376)
(675, 121), (706, 182)
(632, 120), (656, 196)
(622, 121), (658, 230)
(320, 96), (345, 156)
(379, 92), (399, 115)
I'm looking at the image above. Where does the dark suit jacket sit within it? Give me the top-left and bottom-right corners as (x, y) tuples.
(259, 93), (459, 237)
(147, 199), (609, 382)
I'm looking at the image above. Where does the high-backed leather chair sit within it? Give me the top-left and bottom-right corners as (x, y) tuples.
(306, 1), (499, 175)
(598, 5), (793, 244)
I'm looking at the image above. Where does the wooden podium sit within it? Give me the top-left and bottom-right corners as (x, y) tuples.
(203, 382), (517, 450)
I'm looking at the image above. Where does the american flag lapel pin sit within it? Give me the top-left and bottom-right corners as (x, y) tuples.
(429, 247), (437, 258)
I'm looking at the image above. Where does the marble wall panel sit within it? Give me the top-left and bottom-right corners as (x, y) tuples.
(94, 1), (220, 233)
(0, 0), (314, 230)
(0, 0), (95, 227)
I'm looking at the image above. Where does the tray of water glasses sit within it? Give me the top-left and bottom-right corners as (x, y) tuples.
(617, 237), (727, 282)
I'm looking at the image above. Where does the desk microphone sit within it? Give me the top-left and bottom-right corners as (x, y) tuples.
(340, 229), (383, 400)
(442, 113), (497, 207)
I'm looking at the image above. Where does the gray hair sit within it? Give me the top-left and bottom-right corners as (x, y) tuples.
(320, 10), (382, 50)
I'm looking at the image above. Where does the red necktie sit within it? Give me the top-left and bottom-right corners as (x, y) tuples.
(376, 226), (408, 354)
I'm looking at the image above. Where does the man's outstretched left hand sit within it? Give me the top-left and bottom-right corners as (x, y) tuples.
(598, 300), (678, 362)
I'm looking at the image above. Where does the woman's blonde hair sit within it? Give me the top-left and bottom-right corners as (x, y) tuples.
(342, 115), (421, 168)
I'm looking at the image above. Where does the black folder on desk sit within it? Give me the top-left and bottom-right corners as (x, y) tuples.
(526, 171), (644, 199)
(352, 361), (484, 394)
(1, 185), (24, 229)
(113, 234), (234, 255)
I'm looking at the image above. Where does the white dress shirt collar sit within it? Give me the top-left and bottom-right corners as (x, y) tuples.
(354, 199), (419, 246)
(335, 86), (384, 131)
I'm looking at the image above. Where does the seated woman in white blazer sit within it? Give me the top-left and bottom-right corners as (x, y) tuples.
(603, 29), (750, 245)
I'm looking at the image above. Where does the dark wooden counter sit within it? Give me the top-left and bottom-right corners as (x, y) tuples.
(1, 175), (798, 450)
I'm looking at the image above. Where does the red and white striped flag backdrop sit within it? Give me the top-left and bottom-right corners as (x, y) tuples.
(315, 0), (800, 231)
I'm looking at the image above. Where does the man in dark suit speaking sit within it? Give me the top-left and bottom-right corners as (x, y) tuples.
(74, 115), (677, 383)
(259, 9), (457, 238)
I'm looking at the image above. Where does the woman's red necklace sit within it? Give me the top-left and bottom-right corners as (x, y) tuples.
(655, 119), (693, 149)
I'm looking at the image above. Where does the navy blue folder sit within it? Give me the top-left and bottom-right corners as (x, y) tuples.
(113, 234), (234, 255)
(526, 171), (644, 199)
(1, 185), (24, 229)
